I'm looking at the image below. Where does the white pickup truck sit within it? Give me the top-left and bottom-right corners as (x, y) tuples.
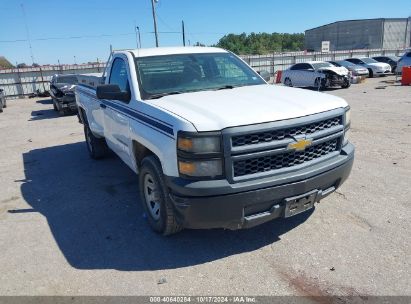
(76, 47), (354, 235)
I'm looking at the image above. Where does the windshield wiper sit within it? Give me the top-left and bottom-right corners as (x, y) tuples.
(215, 85), (236, 90)
(147, 91), (185, 100)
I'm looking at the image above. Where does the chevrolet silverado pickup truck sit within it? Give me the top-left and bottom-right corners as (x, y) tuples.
(75, 47), (354, 235)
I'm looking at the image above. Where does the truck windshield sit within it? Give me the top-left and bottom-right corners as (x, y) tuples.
(134, 53), (265, 100)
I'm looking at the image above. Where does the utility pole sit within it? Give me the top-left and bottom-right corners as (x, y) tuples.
(137, 26), (142, 48)
(182, 20), (186, 46)
(21, 4), (35, 65)
(151, 0), (159, 47)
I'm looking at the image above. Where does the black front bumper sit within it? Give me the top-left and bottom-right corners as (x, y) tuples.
(56, 94), (77, 111)
(166, 143), (354, 230)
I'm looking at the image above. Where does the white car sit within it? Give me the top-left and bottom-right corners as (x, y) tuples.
(281, 61), (350, 90)
(396, 50), (411, 74)
(76, 47), (354, 235)
(345, 58), (391, 77)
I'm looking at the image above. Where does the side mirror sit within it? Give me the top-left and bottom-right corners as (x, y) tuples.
(307, 68), (315, 72)
(257, 70), (271, 82)
(96, 84), (130, 102)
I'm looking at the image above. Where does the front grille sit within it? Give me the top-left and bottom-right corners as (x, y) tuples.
(233, 139), (338, 177)
(232, 116), (341, 147)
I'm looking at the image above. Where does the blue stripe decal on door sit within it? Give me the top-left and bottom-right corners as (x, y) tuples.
(76, 87), (174, 136)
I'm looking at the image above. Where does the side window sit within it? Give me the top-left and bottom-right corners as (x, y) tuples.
(214, 56), (244, 79)
(109, 58), (130, 96)
(301, 64), (312, 70)
(406, 52), (411, 58)
(350, 59), (360, 64)
(290, 64), (303, 70)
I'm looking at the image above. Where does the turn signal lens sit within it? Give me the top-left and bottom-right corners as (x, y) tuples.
(178, 161), (196, 175)
(177, 138), (193, 151)
(178, 160), (222, 177)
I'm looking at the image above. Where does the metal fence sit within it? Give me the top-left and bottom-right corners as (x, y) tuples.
(0, 63), (105, 98)
(0, 48), (405, 99)
(241, 48), (405, 75)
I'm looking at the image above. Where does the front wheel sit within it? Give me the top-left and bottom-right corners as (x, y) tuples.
(139, 156), (182, 235)
(52, 99), (58, 111)
(342, 78), (351, 89)
(314, 78), (325, 91)
(367, 68), (374, 78)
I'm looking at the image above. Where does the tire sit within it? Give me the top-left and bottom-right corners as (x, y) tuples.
(59, 108), (70, 116)
(2, 100), (6, 108)
(314, 78), (325, 91)
(52, 99), (58, 111)
(367, 68), (374, 78)
(139, 156), (182, 236)
(342, 78), (351, 89)
(284, 78), (293, 87)
(84, 124), (108, 159)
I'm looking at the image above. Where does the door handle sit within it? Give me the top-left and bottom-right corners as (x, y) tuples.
(100, 103), (107, 109)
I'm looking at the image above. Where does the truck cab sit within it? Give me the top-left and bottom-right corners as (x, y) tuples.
(76, 47), (354, 235)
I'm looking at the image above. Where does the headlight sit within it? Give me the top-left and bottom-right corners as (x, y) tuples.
(177, 132), (223, 178)
(178, 159), (222, 177)
(177, 134), (220, 153)
(343, 107), (351, 145)
(344, 107), (351, 127)
(343, 128), (350, 146)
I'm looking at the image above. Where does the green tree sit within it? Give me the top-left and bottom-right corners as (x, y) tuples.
(0, 56), (14, 69)
(216, 32), (304, 55)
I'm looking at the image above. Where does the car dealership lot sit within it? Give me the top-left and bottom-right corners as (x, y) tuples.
(0, 76), (410, 296)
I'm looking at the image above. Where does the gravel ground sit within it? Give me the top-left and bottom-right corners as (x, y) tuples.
(0, 76), (410, 296)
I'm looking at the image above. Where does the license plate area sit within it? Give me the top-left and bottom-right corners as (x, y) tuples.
(284, 190), (318, 217)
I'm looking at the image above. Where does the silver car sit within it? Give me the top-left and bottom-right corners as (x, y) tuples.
(396, 50), (411, 74)
(329, 60), (369, 77)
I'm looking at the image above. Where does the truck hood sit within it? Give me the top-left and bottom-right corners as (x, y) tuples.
(317, 66), (349, 76)
(150, 84), (348, 131)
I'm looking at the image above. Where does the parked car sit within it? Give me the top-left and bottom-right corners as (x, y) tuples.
(282, 61), (350, 89)
(76, 47), (354, 235)
(328, 60), (369, 77)
(49, 74), (79, 115)
(0, 89), (6, 113)
(396, 50), (411, 74)
(345, 58), (391, 77)
(372, 56), (399, 73)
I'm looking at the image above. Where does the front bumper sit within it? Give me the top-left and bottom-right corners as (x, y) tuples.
(166, 143), (354, 230)
(56, 94), (77, 111)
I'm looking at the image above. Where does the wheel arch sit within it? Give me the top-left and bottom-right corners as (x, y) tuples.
(132, 140), (162, 172)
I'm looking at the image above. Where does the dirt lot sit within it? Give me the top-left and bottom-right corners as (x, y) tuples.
(0, 76), (410, 296)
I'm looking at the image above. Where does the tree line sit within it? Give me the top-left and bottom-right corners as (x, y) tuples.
(215, 32), (305, 55)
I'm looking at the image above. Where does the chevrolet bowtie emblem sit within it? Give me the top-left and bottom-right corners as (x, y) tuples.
(288, 138), (312, 151)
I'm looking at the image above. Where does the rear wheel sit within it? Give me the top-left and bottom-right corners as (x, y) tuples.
(84, 124), (108, 159)
(367, 68), (374, 78)
(284, 78), (293, 87)
(139, 156), (182, 236)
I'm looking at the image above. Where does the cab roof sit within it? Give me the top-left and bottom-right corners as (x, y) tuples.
(120, 46), (228, 58)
